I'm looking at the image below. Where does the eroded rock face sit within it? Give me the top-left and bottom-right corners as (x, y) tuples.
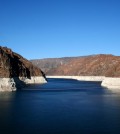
(0, 46), (47, 91)
(0, 46), (45, 78)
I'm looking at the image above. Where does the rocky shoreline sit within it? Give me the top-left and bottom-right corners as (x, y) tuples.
(0, 46), (47, 91)
(1, 46), (120, 91)
(0, 77), (47, 92)
(0, 78), (16, 91)
(101, 77), (120, 90)
(47, 76), (105, 81)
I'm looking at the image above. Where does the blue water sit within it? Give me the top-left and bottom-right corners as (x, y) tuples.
(0, 78), (120, 134)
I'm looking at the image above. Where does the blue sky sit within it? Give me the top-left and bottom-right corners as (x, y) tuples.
(0, 0), (120, 59)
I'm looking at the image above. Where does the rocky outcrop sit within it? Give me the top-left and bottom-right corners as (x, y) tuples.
(0, 78), (16, 91)
(0, 46), (47, 91)
(101, 77), (120, 90)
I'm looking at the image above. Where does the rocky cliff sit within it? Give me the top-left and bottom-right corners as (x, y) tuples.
(0, 46), (47, 91)
(31, 54), (120, 77)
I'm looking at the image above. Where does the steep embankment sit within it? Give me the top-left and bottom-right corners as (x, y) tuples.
(0, 46), (47, 91)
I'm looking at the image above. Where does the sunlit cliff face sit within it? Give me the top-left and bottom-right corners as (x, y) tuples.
(0, 46), (45, 78)
(31, 54), (120, 77)
(0, 46), (47, 91)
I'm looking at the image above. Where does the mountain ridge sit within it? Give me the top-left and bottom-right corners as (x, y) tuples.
(31, 54), (120, 77)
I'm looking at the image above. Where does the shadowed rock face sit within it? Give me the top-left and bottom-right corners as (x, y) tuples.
(0, 46), (45, 78)
(31, 54), (120, 77)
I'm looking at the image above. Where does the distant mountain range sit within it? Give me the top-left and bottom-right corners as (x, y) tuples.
(31, 54), (120, 77)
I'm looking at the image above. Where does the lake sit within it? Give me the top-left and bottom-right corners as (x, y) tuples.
(0, 78), (120, 134)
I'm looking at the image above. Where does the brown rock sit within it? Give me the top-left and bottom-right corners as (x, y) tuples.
(0, 46), (46, 79)
(31, 54), (120, 77)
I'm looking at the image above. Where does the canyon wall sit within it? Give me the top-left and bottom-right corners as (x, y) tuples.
(31, 54), (120, 77)
(0, 46), (47, 91)
(31, 54), (120, 90)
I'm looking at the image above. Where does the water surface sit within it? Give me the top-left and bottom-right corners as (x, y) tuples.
(0, 78), (120, 134)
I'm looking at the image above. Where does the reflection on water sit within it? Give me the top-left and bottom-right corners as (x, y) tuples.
(0, 92), (16, 133)
(0, 92), (16, 116)
(0, 78), (120, 134)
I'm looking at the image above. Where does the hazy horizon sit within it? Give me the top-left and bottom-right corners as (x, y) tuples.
(30, 53), (119, 60)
